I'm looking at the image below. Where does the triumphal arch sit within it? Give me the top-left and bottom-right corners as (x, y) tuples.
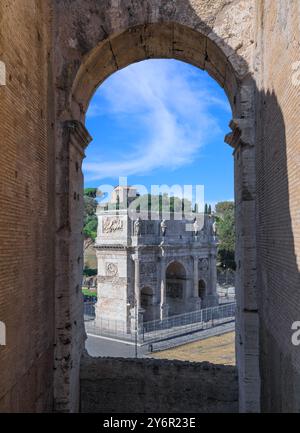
(94, 186), (218, 330)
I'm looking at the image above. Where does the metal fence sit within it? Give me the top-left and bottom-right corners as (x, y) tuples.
(84, 299), (97, 321)
(85, 316), (134, 341)
(84, 300), (236, 344)
(141, 302), (236, 343)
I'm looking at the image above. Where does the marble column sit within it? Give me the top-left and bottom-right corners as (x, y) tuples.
(134, 256), (141, 310)
(193, 255), (201, 310)
(160, 256), (168, 319)
(193, 255), (199, 298)
(131, 253), (144, 333)
(209, 253), (217, 296)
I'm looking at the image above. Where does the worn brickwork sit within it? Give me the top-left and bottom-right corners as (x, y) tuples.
(254, 0), (300, 412)
(0, 1), (54, 411)
(80, 355), (238, 413)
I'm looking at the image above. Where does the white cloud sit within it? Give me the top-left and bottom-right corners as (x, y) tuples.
(84, 59), (231, 181)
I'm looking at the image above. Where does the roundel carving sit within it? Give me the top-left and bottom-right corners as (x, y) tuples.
(106, 262), (118, 276)
(199, 258), (209, 271)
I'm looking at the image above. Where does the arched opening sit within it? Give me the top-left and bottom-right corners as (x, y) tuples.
(83, 57), (230, 337)
(56, 20), (259, 413)
(165, 261), (188, 316)
(140, 287), (157, 322)
(198, 279), (206, 301)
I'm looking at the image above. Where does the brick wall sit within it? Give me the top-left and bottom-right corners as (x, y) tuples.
(80, 355), (238, 413)
(255, 0), (300, 412)
(0, 0), (54, 411)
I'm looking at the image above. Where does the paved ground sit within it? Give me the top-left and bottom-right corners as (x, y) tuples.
(85, 321), (235, 361)
(86, 334), (146, 358)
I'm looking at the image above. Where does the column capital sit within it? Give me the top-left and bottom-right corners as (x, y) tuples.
(65, 120), (92, 158)
(131, 254), (139, 261)
(225, 118), (254, 150)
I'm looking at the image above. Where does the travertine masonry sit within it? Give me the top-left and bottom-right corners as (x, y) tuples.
(80, 355), (238, 413)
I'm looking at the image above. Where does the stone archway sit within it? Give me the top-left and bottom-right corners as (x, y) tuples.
(165, 261), (188, 316)
(198, 279), (206, 301)
(140, 286), (157, 322)
(54, 3), (259, 413)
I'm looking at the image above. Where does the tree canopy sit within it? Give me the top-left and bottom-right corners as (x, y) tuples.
(83, 190), (98, 241)
(84, 187), (97, 198)
(130, 193), (192, 213)
(215, 201), (235, 270)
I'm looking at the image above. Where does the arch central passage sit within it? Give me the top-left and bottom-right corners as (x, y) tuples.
(141, 287), (157, 322)
(165, 261), (188, 316)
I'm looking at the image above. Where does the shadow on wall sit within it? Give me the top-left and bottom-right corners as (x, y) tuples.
(50, 0), (300, 413)
(256, 90), (300, 413)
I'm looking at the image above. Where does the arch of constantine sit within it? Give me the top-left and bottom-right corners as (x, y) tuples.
(94, 186), (218, 331)
(0, 0), (300, 413)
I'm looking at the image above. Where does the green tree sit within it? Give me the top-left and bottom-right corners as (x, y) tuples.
(215, 201), (235, 270)
(83, 266), (97, 277)
(215, 201), (234, 215)
(132, 193), (192, 213)
(83, 190), (98, 242)
(83, 216), (98, 241)
(84, 187), (97, 198)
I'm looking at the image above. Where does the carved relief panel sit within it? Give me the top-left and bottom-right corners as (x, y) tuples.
(102, 217), (124, 233)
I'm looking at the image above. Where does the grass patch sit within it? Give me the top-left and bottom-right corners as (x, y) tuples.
(151, 331), (236, 365)
(82, 287), (97, 298)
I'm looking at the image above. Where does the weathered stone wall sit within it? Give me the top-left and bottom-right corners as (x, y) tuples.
(0, 1), (55, 411)
(254, 0), (300, 413)
(80, 355), (238, 413)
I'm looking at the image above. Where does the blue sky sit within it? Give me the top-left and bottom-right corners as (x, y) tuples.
(83, 59), (233, 209)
